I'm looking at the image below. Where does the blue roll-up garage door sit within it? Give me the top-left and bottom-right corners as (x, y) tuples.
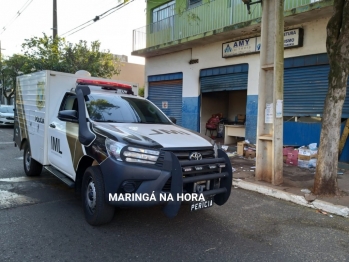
(284, 54), (349, 118)
(148, 73), (183, 126)
(200, 64), (248, 93)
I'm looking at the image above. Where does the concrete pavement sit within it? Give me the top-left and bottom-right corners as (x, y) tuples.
(1, 126), (349, 261)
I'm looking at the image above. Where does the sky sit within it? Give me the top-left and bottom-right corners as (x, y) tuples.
(0, 0), (146, 64)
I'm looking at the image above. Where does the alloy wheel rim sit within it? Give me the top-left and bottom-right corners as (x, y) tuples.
(86, 179), (97, 212)
(25, 149), (31, 171)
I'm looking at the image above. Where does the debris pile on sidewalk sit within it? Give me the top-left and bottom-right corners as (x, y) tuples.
(283, 143), (318, 169)
(220, 141), (256, 159)
(226, 139), (349, 218)
(219, 139), (328, 171)
(237, 140), (256, 159)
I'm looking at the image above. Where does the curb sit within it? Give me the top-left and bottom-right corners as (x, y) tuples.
(233, 179), (349, 218)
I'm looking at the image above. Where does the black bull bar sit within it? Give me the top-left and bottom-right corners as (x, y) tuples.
(163, 149), (233, 218)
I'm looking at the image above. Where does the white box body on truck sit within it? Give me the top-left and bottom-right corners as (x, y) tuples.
(14, 70), (232, 225)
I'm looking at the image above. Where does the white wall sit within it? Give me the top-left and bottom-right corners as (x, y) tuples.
(284, 18), (327, 58)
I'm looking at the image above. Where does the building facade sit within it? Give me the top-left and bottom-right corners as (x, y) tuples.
(111, 62), (145, 90)
(132, 0), (349, 162)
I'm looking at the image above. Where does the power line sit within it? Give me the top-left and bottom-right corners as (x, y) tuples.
(0, 0), (35, 35)
(61, 0), (135, 37)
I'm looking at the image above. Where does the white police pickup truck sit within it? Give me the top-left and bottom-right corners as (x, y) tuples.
(14, 70), (232, 225)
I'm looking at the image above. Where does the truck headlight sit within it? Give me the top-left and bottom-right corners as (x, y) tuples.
(105, 138), (126, 161)
(123, 146), (160, 164)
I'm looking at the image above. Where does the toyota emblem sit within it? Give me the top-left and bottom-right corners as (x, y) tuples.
(189, 152), (202, 160)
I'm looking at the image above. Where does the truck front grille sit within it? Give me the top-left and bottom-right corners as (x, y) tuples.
(163, 148), (215, 161)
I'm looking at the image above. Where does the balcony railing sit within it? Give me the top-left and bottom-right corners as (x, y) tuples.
(133, 0), (323, 52)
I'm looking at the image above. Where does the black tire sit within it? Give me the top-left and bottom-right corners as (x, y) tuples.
(23, 142), (42, 177)
(82, 166), (115, 226)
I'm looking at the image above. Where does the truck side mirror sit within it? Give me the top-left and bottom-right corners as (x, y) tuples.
(169, 117), (177, 124)
(58, 110), (78, 122)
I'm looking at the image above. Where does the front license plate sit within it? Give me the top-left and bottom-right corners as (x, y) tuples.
(190, 197), (213, 211)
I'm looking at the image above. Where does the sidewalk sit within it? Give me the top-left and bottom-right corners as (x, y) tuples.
(229, 155), (349, 218)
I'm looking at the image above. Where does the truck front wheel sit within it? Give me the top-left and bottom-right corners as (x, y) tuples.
(23, 142), (42, 176)
(82, 166), (115, 226)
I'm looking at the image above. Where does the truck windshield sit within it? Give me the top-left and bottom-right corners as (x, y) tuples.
(86, 94), (171, 124)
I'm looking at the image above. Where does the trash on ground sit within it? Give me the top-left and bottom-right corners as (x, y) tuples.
(234, 186), (238, 189)
(226, 152), (237, 157)
(297, 143), (318, 168)
(316, 209), (328, 215)
(301, 189), (311, 194)
(304, 193), (316, 202)
(221, 145), (229, 151)
(329, 215), (333, 218)
(232, 167), (236, 172)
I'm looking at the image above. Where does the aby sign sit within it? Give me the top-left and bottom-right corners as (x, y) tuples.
(222, 38), (257, 57)
(222, 28), (303, 58)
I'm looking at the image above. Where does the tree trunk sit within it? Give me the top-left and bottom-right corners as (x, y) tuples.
(6, 96), (12, 105)
(313, 64), (347, 195)
(313, 0), (349, 195)
(3, 81), (15, 105)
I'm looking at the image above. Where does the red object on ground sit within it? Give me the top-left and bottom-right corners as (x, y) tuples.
(286, 150), (299, 166)
(283, 147), (295, 156)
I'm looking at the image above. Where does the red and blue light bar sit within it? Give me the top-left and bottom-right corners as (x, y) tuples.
(76, 79), (132, 90)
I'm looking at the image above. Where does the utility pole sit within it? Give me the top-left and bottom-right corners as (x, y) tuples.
(53, 0), (58, 38)
(255, 0), (284, 185)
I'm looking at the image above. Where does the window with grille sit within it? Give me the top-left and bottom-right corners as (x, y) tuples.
(151, 1), (175, 33)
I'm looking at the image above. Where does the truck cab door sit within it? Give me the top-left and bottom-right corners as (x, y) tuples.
(48, 93), (81, 179)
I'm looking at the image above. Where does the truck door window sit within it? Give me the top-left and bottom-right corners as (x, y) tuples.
(60, 94), (78, 111)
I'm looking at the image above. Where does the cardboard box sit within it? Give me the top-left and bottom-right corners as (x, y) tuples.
(298, 148), (317, 160)
(237, 141), (246, 156)
(244, 149), (256, 159)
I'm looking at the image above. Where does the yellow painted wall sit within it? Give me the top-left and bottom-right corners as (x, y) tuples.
(111, 62), (145, 88)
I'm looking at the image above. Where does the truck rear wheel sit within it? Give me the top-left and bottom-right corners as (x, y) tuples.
(23, 142), (42, 176)
(82, 166), (115, 226)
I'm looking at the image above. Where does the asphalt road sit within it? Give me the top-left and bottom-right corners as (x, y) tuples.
(0, 127), (348, 262)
